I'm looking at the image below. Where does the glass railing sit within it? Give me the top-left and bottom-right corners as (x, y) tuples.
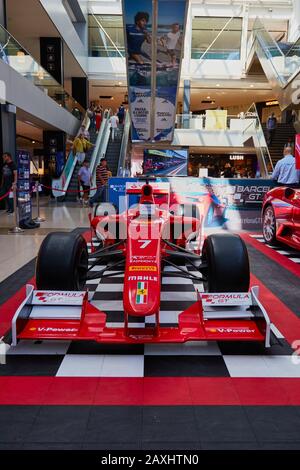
(0, 24), (85, 117)
(242, 103), (273, 178)
(89, 46), (125, 58)
(252, 18), (300, 87)
(52, 115), (91, 198)
(191, 49), (240, 60)
(89, 110), (112, 196)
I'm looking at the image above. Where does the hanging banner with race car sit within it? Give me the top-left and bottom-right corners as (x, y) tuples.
(295, 134), (300, 170)
(123, 0), (188, 142)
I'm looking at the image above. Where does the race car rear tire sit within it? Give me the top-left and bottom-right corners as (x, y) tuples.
(36, 232), (88, 291)
(201, 233), (250, 292)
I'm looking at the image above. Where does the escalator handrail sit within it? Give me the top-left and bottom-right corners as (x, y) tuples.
(52, 113), (90, 197)
(117, 111), (131, 177)
(89, 109), (112, 178)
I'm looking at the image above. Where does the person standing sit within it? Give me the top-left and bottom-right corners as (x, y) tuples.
(266, 112), (277, 146)
(89, 158), (108, 207)
(272, 146), (300, 187)
(78, 161), (92, 205)
(117, 105), (125, 125)
(0, 153), (17, 214)
(72, 133), (94, 164)
(110, 113), (119, 141)
(95, 107), (102, 133)
(87, 105), (96, 131)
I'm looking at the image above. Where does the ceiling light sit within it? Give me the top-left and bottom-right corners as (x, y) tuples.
(32, 140), (36, 144)
(216, 84), (220, 87)
(250, 84), (254, 88)
(118, 81), (123, 85)
(207, 96), (211, 99)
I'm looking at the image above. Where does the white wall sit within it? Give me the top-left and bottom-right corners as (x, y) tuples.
(172, 129), (244, 147)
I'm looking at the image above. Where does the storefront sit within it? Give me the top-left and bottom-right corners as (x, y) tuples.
(189, 152), (258, 178)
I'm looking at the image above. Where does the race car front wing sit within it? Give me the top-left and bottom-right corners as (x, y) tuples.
(11, 286), (271, 347)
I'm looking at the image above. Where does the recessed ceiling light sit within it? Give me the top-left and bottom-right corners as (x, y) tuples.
(32, 140), (35, 144)
(250, 84), (254, 88)
(118, 81), (123, 85)
(207, 96), (211, 99)
(216, 84), (220, 87)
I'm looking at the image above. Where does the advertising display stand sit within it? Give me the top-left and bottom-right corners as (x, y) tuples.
(17, 150), (32, 226)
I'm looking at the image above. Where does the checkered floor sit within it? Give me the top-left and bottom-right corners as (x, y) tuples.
(250, 234), (300, 264)
(4, 239), (299, 379)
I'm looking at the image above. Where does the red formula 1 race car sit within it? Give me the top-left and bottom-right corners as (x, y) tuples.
(12, 181), (271, 347)
(262, 186), (300, 249)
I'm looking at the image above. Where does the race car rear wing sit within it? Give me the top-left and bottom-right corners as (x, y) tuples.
(11, 286), (271, 347)
(125, 182), (170, 195)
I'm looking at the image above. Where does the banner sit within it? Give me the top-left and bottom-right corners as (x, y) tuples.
(154, 0), (186, 141)
(123, 0), (187, 143)
(108, 177), (276, 231)
(17, 150), (32, 224)
(295, 134), (300, 170)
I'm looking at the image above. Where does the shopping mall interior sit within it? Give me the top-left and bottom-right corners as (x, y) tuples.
(1, 0), (300, 455)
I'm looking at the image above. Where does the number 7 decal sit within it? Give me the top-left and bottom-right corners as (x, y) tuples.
(138, 240), (151, 249)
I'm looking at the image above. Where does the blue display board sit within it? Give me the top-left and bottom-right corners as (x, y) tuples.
(108, 177), (276, 230)
(17, 150), (32, 224)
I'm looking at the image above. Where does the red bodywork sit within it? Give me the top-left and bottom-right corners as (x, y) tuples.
(262, 187), (300, 249)
(12, 183), (270, 346)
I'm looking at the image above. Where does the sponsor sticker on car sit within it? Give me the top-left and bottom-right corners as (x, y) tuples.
(201, 292), (251, 306)
(32, 291), (85, 305)
(136, 282), (148, 305)
(129, 266), (157, 272)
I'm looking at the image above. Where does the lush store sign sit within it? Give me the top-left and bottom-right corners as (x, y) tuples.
(123, 0), (188, 142)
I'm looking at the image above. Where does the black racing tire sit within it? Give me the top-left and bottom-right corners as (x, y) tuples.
(201, 233), (250, 292)
(36, 232), (88, 290)
(262, 205), (278, 245)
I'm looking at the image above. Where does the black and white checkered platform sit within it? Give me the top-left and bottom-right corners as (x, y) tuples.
(4, 239), (299, 379)
(250, 234), (300, 264)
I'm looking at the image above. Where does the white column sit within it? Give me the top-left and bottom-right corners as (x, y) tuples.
(240, 2), (249, 75)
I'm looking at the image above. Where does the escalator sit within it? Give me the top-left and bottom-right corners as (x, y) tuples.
(52, 111), (112, 200)
(247, 19), (300, 110)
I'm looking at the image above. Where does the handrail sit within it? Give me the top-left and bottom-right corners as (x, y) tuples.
(117, 111), (131, 177)
(89, 110), (113, 197)
(52, 113), (91, 198)
(89, 109), (112, 178)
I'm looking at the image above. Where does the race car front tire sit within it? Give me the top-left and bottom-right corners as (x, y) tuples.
(201, 233), (250, 292)
(36, 232), (88, 291)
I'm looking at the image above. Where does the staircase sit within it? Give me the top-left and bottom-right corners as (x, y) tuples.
(65, 127), (98, 202)
(105, 126), (124, 176)
(262, 123), (296, 167)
